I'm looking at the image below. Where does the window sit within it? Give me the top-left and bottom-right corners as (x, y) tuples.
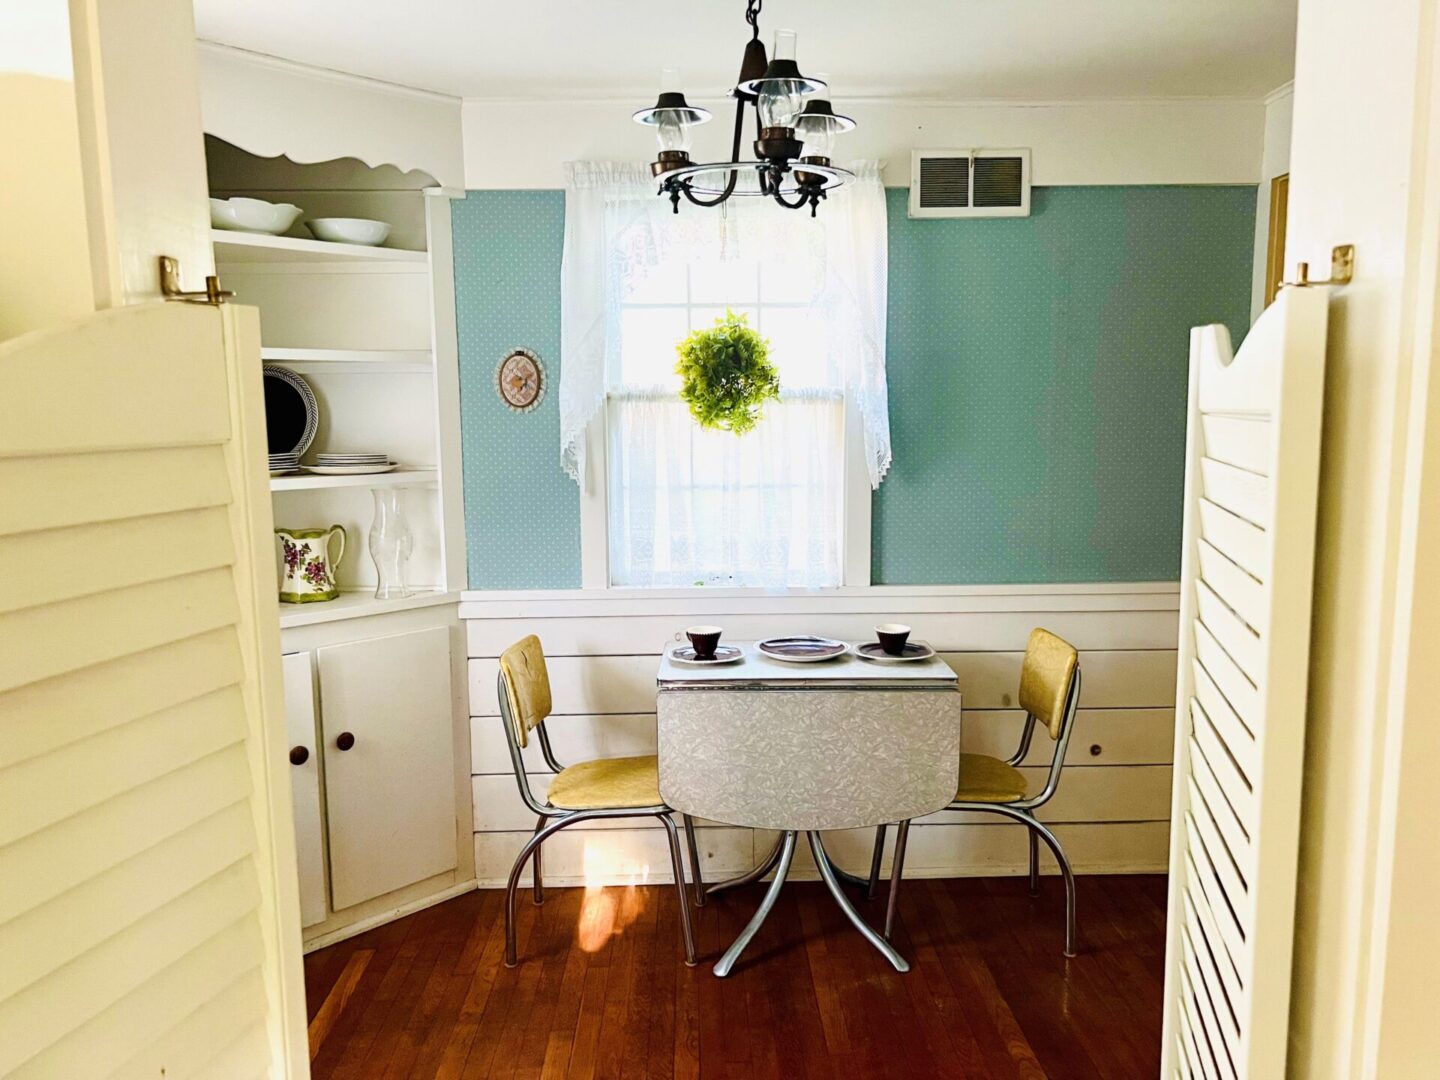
(607, 236), (844, 587)
(560, 161), (890, 590)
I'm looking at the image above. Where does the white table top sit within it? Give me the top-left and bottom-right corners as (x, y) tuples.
(656, 640), (958, 687)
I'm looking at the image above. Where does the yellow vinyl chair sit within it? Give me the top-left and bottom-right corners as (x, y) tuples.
(495, 635), (698, 967)
(868, 627), (1083, 956)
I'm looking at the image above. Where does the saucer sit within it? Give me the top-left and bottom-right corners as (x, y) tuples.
(852, 640), (936, 663)
(669, 644), (744, 665)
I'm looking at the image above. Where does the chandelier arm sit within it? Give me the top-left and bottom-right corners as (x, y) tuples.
(770, 186), (813, 210)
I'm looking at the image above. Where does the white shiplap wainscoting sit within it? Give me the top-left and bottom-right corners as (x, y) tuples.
(460, 585), (1179, 888)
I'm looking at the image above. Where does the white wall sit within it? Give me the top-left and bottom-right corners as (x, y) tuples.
(462, 585), (1180, 886)
(197, 42), (464, 190)
(462, 97), (1267, 188)
(1283, 0), (1440, 1074)
(0, 0), (94, 339)
(1250, 83), (1295, 320)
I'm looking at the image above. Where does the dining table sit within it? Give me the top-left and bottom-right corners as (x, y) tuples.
(655, 640), (962, 976)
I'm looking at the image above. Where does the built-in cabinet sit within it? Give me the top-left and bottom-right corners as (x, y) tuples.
(283, 627), (458, 928)
(200, 89), (473, 947)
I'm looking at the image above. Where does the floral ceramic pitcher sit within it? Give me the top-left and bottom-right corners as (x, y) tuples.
(276, 525), (346, 603)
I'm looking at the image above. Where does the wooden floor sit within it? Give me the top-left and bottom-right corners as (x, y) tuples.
(304, 874), (1167, 1079)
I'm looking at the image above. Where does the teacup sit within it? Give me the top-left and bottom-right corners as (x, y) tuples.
(686, 625), (724, 659)
(875, 623), (911, 656)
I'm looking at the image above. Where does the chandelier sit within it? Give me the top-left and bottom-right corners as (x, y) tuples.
(632, 0), (856, 217)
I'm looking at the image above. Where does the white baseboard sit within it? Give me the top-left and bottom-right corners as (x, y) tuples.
(301, 878), (477, 953)
(474, 863), (1168, 889)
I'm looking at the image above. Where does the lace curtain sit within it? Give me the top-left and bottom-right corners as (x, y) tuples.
(560, 160), (891, 487)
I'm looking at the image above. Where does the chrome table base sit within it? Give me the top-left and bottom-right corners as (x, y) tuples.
(710, 828), (910, 977)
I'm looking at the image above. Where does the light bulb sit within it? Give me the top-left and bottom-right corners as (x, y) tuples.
(656, 113), (691, 153)
(758, 81), (804, 129)
(800, 124), (834, 160)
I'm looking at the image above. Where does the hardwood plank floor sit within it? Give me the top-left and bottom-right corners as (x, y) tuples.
(306, 875), (1167, 1079)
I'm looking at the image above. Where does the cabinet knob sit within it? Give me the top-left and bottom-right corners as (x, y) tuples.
(289, 745), (309, 766)
(1089, 744), (1103, 757)
(336, 731), (356, 751)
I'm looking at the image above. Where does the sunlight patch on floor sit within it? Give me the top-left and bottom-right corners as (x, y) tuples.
(576, 840), (651, 953)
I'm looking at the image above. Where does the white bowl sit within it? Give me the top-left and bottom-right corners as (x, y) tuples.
(304, 217), (391, 246)
(210, 197), (302, 235)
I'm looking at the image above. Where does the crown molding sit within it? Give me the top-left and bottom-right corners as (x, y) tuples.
(461, 91), (1268, 109)
(196, 41), (462, 106)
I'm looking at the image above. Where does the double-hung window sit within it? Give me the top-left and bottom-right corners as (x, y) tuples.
(608, 226), (844, 587)
(560, 162), (890, 590)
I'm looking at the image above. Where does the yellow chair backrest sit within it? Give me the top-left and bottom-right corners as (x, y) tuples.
(1018, 628), (1079, 740)
(499, 634), (552, 748)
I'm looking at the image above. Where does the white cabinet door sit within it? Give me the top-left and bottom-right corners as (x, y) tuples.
(318, 626), (457, 910)
(281, 651), (326, 928)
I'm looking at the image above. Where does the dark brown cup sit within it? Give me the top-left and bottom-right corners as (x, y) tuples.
(686, 625), (723, 659)
(875, 623), (911, 656)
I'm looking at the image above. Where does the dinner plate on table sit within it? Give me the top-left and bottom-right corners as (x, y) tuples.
(756, 636), (848, 663)
(852, 640), (937, 663)
(668, 644), (744, 666)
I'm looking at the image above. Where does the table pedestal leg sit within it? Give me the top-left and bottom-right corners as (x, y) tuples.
(713, 831), (797, 977)
(807, 831), (910, 973)
(705, 831), (786, 898)
(816, 845), (872, 892)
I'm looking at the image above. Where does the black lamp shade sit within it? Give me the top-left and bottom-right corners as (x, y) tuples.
(633, 92), (713, 126)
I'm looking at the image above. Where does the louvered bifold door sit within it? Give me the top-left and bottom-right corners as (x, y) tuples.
(0, 302), (304, 1078)
(1159, 288), (1329, 1080)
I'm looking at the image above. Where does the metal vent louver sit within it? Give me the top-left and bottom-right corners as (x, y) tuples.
(918, 157), (970, 209)
(909, 149), (1031, 219)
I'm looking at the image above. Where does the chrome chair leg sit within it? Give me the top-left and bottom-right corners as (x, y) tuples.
(660, 814), (699, 966)
(706, 831), (786, 898)
(682, 814), (706, 907)
(883, 820), (910, 941)
(1021, 811), (1078, 957)
(867, 824), (888, 899)
(714, 831), (797, 977)
(506, 814), (581, 967)
(1028, 826), (1040, 897)
(808, 831), (910, 974)
(531, 813), (547, 906)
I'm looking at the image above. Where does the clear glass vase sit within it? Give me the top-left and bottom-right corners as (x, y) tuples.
(368, 488), (413, 600)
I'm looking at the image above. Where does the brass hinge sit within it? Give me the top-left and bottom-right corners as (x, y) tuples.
(158, 255), (234, 305)
(1281, 244), (1355, 289)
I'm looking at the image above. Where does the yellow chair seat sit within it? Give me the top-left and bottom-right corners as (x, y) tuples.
(954, 752), (1029, 804)
(547, 754), (663, 810)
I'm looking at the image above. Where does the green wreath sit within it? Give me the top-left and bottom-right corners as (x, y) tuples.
(674, 309), (781, 435)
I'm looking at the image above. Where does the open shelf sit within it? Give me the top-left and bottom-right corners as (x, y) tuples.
(270, 468), (438, 492)
(279, 588), (458, 630)
(212, 229), (427, 265)
(261, 348), (433, 374)
(261, 347), (432, 364)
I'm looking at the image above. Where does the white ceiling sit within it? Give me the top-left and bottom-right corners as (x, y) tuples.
(192, 0), (1296, 102)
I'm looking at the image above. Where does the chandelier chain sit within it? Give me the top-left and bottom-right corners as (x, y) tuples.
(745, 0), (762, 40)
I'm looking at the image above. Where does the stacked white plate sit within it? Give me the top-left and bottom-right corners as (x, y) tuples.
(304, 452), (398, 476)
(268, 451), (300, 476)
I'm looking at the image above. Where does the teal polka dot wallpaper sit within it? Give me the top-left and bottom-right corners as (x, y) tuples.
(452, 191), (580, 588)
(874, 185), (1255, 583)
(451, 185), (1255, 589)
